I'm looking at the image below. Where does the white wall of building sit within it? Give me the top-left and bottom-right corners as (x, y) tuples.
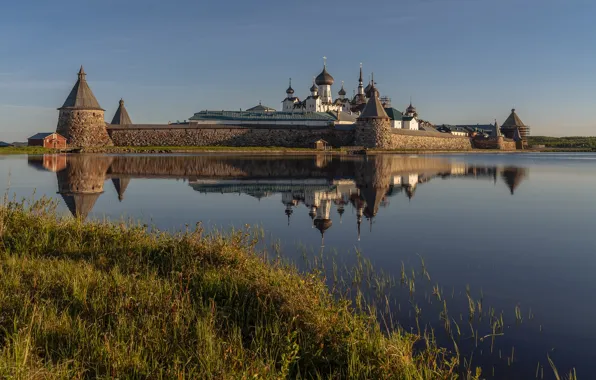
(402, 173), (419, 186)
(403, 118), (419, 130)
(391, 120), (402, 129)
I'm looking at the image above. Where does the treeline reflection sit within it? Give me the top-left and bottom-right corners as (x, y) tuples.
(28, 155), (528, 237)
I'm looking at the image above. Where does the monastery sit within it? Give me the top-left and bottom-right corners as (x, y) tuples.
(40, 62), (530, 150)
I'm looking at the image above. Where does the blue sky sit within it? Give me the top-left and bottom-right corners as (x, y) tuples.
(1, 0), (595, 141)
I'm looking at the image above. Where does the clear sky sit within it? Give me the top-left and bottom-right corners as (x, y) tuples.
(1, 0), (595, 141)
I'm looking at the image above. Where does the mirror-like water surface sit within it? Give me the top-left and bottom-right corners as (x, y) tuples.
(4, 152), (596, 379)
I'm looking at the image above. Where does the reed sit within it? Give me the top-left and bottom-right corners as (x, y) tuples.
(0, 197), (461, 379)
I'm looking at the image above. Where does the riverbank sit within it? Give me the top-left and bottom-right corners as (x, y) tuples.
(0, 198), (461, 379)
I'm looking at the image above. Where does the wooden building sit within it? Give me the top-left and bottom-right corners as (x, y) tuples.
(314, 139), (329, 150)
(28, 132), (67, 149)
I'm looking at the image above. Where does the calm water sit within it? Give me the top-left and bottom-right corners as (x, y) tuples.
(5, 152), (596, 379)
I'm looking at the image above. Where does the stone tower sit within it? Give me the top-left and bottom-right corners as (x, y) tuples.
(57, 155), (114, 219)
(56, 66), (113, 147)
(110, 99), (133, 125)
(354, 77), (392, 149)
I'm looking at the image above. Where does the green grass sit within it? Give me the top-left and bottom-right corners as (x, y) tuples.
(0, 198), (462, 379)
(0, 147), (62, 155)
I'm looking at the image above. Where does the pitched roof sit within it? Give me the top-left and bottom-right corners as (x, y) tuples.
(358, 83), (389, 120)
(28, 132), (55, 140)
(246, 103), (276, 112)
(59, 66), (103, 110)
(502, 109), (526, 128)
(111, 99), (132, 125)
(384, 108), (403, 120)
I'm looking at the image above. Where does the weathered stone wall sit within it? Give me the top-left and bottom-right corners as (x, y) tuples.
(388, 130), (473, 150)
(354, 119), (393, 149)
(108, 126), (354, 148)
(472, 136), (517, 151)
(57, 109), (113, 147)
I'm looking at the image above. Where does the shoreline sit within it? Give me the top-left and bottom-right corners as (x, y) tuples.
(0, 145), (586, 156)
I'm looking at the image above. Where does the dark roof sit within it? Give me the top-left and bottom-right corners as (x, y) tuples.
(111, 99), (133, 125)
(384, 108), (403, 120)
(502, 109), (526, 128)
(406, 103), (417, 114)
(60, 193), (100, 220)
(286, 78), (294, 95)
(358, 84), (389, 119)
(28, 132), (56, 140)
(315, 65), (334, 85)
(338, 82), (346, 96)
(0, 141), (13, 147)
(112, 177), (130, 202)
(502, 167), (527, 195)
(364, 82), (372, 97)
(246, 104), (276, 112)
(59, 66), (103, 110)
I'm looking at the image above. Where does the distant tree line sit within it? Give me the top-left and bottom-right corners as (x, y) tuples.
(529, 136), (596, 150)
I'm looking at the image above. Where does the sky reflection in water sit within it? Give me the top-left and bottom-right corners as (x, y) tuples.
(3, 152), (596, 379)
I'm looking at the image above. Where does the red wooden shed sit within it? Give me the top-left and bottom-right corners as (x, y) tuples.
(28, 132), (67, 149)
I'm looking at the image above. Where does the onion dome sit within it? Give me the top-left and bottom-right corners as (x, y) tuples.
(338, 81), (346, 96)
(315, 59), (334, 85)
(310, 83), (318, 93)
(364, 81), (373, 97)
(286, 78), (294, 95)
(406, 102), (417, 115)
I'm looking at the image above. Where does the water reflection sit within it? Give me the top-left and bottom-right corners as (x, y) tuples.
(28, 155), (527, 234)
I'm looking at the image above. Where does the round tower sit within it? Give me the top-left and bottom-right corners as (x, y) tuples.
(354, 75), (392, 149)
(56, 155), (114, 219)
(56, 66), (113, 147)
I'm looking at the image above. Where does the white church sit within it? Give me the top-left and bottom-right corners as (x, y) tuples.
(281, 58), (420, 130)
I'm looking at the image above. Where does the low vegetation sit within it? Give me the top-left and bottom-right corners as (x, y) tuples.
(528, 136), (596, 150)
(0, 146), (59, 155)
(0, 198), (462, 379)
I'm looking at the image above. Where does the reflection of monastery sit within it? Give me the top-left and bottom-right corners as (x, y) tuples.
(29, 155), (528, 244)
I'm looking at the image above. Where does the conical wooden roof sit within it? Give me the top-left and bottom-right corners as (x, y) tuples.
(502, 109), (525, 128)
(501, 167), (527, 195)
(60, 192), (100, 220)
(111, 99), (132, 125)
(358, 82), (388, 120)
(59, 66), (103, 110)
(111, 177), (130, 201)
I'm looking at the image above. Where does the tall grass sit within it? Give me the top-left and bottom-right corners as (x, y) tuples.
(0, 197), (462, 379)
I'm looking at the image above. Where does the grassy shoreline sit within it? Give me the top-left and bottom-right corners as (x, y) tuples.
(0, 198), (461, 379)
(0, 145), (556, 156)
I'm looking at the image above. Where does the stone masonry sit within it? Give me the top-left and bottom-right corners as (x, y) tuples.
(56, 67), (113, 148)
(108, 126), (354, 148)
(57, 109), (113, 147)
(354, 119), (392, 149)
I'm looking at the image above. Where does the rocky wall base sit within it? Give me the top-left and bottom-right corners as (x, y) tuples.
(57, 110), (113, 147)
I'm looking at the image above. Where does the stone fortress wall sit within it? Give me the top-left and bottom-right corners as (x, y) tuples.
(54, 67), (521, 151)
(107, 125), (354, 148)
(107, 124), (516, 151)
